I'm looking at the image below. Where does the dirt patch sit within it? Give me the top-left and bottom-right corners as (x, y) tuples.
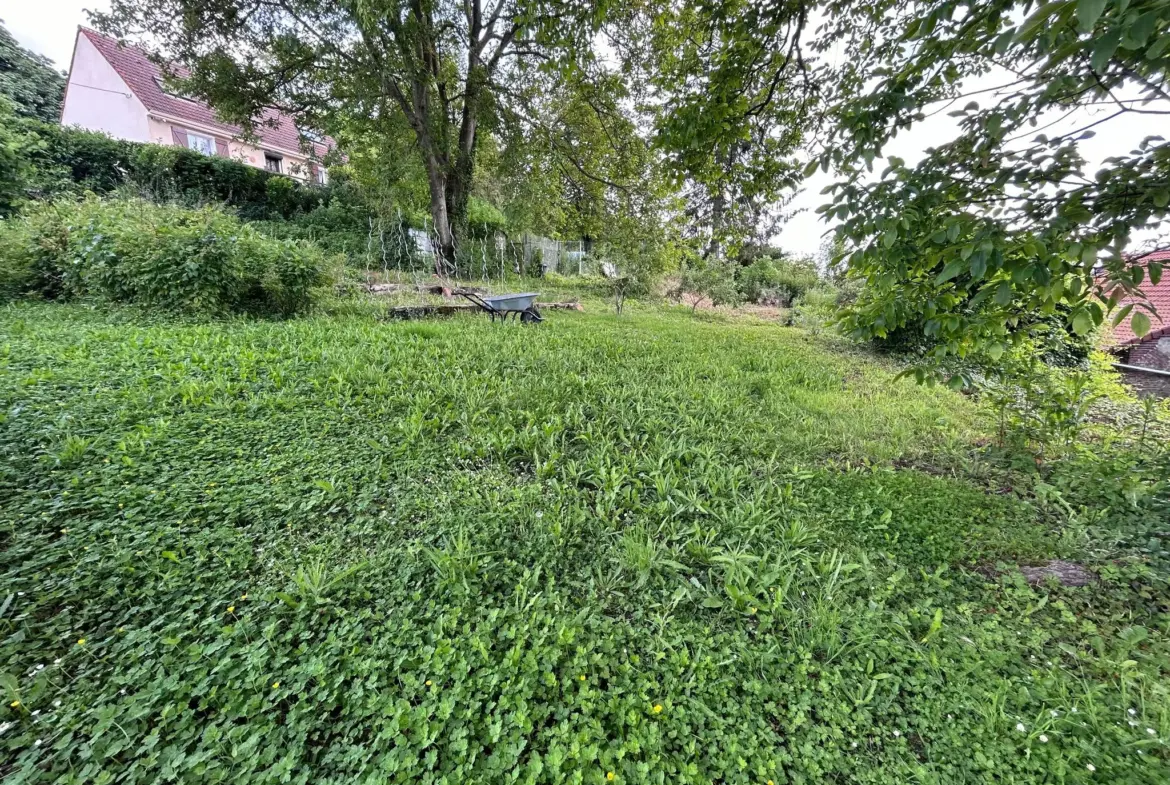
(976, 560), (1097, 587)
(1018, 560), (1097, 587)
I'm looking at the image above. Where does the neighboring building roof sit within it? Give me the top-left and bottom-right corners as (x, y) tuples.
(1106, 249), (1170, 347)
(77, 28), (331, 158)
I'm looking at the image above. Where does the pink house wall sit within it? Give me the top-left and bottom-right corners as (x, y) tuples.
(61, 30), (322, 183)
(144, 115), (319, 181)
(61, 33), (152, 142)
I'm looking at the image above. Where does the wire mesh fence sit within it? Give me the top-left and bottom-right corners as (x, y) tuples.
(356, 214), (599, 283)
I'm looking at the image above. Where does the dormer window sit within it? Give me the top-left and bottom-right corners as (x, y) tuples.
(154, 76), (196, 102)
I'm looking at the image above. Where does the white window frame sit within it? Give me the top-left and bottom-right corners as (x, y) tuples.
(264, 153), (283, 173)
(187, 132), (215, 156)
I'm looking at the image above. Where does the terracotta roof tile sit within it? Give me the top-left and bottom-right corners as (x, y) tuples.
(79, 28), (332, 158)
(1106, 250), (1170, 346)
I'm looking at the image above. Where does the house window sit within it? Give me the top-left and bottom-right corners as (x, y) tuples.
(187, 132), (214, 156)
(264, 153), (283, 173)
(313, 166), (327, 185)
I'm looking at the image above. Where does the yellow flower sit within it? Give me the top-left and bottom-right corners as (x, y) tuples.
(768, 781), (775, 785)
(272, 681), (280, 689)
(579, 675), (586, 681)
(652, 704), (663, 714)
(240, 593), (248, 600)
(77, 638), (86, 646)
(750, 607), (758, 614)
(227, 606), (235, 614)
(10, 700), (20, 708)
(425, 680), (433, 686)
(606, 773), (615, 782)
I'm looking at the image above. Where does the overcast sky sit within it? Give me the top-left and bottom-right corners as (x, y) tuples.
(7, 3), (1167, 257)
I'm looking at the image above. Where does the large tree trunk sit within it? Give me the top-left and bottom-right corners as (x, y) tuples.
(445, 67), (485, 254)
(423, 154), (456, 276)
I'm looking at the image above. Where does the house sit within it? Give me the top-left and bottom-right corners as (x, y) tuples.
(1106, 249), (1170, 397)
(60, 28), (330, 183)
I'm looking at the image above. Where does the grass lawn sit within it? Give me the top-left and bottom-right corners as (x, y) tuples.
(1, 302), (1167, 784)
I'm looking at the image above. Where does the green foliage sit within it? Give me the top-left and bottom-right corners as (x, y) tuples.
(9, 123), (377, 263)
(0, 197), (332, 314)
(0, 304), (1166, 783)
(790, 284), (842, 336)
(0, 20), (65, 123)
(978, 342), (1105, 455)
(820, 0), (1170, 369)
(677, 258), (741, 312)
(736, 255), (821, 306)
(0, 96), (39, 215)
(24, 123), (327, 219)
(466, 196), (507, 238)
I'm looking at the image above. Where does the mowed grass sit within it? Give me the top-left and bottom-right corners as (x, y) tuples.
(0, 302), (1166, 784)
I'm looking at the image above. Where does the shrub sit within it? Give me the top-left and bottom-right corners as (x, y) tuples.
(0, 196), (333, 315)
(790, 283), (842, 334)
(0, 96), (42, 216)
(736, 255), (821, 305)
(466, 197), (507, 238)
(677, 258), (741, 312)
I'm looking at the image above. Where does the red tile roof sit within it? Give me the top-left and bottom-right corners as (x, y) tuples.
(79, 28), (331, 158)
(1105, 249), (1170, 346)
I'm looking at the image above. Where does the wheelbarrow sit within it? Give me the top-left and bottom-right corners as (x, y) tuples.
(456, 290), (543, 323)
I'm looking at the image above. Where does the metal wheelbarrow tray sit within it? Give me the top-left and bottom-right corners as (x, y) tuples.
(456, 290), (543, 323)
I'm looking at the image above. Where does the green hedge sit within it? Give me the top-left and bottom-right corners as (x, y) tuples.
(24, 122), (327, 220)
(0, 196), (333, 315)
(12, 122), (515, 266)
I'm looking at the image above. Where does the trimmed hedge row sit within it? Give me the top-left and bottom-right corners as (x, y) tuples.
(0, 196), (333, 315)
(24, 122), (329, 220)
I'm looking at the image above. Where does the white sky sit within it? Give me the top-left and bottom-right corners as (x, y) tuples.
(3, 2), (106, 69)
(6, 2), (1168, 258)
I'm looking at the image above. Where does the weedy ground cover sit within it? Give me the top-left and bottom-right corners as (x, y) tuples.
(0, 302), (1167, 784)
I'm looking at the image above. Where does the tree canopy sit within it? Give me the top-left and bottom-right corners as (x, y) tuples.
(615, 1), (820, 260)
(0, 19), (66, 123)
(815, 0), (1170, 372)
(95, 0), (662, 271)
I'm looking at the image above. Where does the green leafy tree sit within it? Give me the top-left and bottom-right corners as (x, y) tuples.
(0, 95), (40, 215)
(490, 68), (677, 251)
(0, 20), (65, 123)
(816, 0), (1170, 371)
(676, 257), (741, 312)
(616, 1), (819, 259)
(95, 0), (609, 271)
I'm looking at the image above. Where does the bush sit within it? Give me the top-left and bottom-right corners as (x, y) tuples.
(0, 196), (333, 315)
(466, 197), (507, 238)
(735, 255), (820, 305)
(790, 283), (842, 334)
(22, 122), (328, 219)
(0, 96), (42, 216)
